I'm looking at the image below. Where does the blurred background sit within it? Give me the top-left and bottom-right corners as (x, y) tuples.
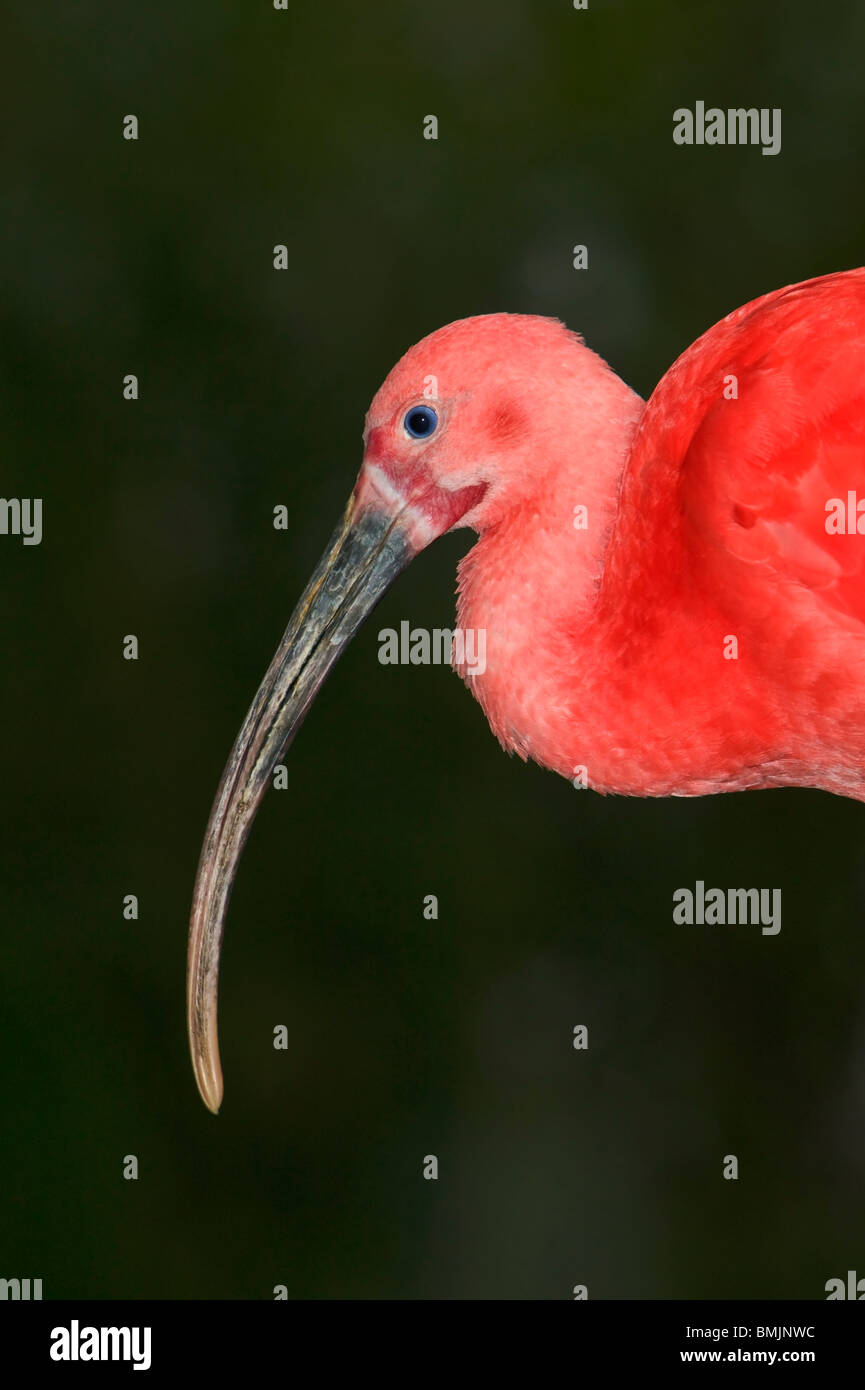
(2, 0), (864, 1299)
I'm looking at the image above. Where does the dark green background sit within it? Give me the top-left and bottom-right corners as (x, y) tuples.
(2, 0), (864, 1298)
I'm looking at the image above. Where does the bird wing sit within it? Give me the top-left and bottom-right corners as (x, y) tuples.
(608, 269), (865, 631)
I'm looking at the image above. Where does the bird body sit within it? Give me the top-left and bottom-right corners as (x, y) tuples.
(188, 268), (865, 1110)
(434, 271), (865, 798)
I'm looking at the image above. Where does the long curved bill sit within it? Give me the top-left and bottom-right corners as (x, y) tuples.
(187, 494), (414, 1112)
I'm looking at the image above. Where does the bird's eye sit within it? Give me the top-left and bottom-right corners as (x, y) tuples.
(403, 405), (438, 439)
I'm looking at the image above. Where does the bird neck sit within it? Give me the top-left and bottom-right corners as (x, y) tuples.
(455, 382), (644, 773)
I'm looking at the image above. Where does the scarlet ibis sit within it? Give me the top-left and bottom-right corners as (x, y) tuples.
(188, 268), (865, 1112)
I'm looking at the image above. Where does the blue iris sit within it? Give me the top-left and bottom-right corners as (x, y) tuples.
(404, 405), (438, 439)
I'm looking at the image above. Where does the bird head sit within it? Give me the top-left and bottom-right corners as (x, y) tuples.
(187, 312), (636, 1111)
(354, 311), (621, 544)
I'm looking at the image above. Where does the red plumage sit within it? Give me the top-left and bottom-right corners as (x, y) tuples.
(434, 271), (865, 797)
